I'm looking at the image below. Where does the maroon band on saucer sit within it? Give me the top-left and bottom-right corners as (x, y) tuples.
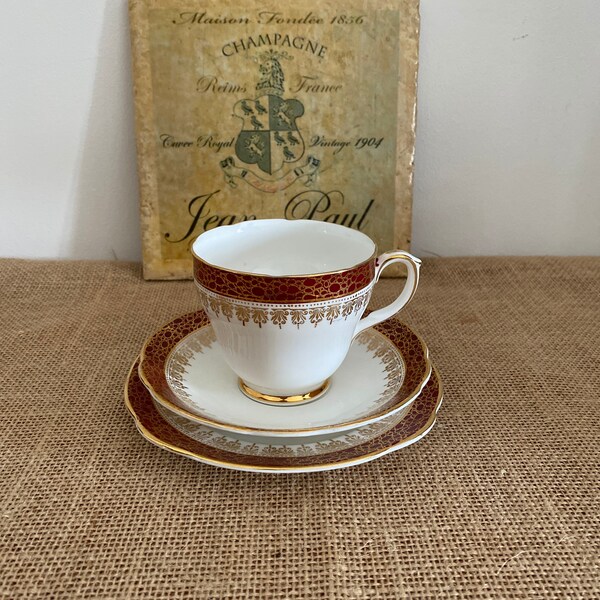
(193, 256), (376, 304)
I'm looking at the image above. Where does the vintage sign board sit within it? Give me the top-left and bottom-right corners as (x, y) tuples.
(129, 0), (419, 279)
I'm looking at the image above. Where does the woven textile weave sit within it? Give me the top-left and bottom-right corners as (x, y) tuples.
(0, 257), (598, 598)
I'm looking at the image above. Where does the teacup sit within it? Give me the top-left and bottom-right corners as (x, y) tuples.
(192, 220), (420, 405)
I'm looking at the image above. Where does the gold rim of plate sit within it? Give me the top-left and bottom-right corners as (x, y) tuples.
(124, 362), (444, 473)
(137, 313), (432, 436)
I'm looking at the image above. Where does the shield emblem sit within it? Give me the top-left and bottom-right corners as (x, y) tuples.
(234, 95), (305, 175)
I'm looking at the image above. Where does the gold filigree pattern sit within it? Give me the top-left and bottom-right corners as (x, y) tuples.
(154, 396), (409, 458)
(164, 326), (405, 426)
(196, 286), (372, 329)
(125, 360), (443, 472)
(309, 306), (325, 326)
(139, 310), (431, 437)
(163, 328), (217, 406)
(235, 305), (251, 325)
(193, 256), (376, 303)
(251, 308), (268, 327)
(326, 304), (340, 323)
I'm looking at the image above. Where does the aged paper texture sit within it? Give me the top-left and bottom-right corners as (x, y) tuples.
(130, 0), (419, 279)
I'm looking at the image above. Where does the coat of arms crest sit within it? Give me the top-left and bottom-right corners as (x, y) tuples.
(220, 50), (320, 193)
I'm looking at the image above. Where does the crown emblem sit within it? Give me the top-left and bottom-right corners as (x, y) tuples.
(255, 50), (291, 97)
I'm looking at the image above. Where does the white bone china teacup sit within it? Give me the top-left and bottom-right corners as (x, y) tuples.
(192, 219), (421, 405)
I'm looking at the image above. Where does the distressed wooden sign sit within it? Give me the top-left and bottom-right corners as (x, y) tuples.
(129, 0), (419, 279)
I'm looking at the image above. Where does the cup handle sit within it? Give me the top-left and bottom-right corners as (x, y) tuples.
(353, 251), (421, 338)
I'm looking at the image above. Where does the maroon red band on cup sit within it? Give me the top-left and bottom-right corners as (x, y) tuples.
(193, 257), (376, 303)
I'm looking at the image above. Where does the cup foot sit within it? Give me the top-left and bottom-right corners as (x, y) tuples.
(238, 379), (331, 407)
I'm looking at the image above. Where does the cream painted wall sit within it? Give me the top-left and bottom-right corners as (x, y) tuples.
(1, 0), (599, 260)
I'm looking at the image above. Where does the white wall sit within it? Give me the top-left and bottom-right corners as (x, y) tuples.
(1, 0), (599, 260)
(0, 0), (140, 261)
(412, 0), (600, 257)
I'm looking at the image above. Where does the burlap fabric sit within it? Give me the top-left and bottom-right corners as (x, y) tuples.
(1, 257), (598, 599)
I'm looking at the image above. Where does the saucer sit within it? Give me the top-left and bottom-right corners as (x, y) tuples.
(125, 361), (443, 473)
(153, 385), (414, 451)
(138, 311), (432, 437)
